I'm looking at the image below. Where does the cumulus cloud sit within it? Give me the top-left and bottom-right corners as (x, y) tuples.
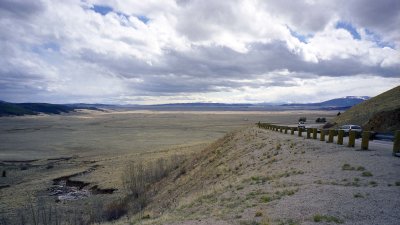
(0, 0), (399, 104)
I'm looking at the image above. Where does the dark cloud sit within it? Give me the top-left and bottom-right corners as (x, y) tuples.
(344, 0), (400, 33)
(68, 40), (398, 96)
(261, 0), (334, 33)
(0, 0), (45, 19)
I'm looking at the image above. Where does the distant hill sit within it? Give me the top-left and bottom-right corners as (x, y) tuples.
(0, 101), (100, 116)
(118, 99), (369, 111)
(151, 103), (253, 107)
(282, 96), (369, 108)
(332, 86), (400, 132)
(0, 95), (373, 116)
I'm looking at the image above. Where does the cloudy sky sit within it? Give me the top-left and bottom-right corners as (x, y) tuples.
(0, 0), (399, 104)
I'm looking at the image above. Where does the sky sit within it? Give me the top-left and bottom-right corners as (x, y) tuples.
(0, 0), (399, 104)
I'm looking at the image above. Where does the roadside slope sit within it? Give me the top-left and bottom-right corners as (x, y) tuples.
(114, 126), (400, 225)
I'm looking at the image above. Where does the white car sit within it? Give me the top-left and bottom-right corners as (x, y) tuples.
(339, 125), (362, 135)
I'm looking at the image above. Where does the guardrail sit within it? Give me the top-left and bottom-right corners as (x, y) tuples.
(257, 122), (400, 157)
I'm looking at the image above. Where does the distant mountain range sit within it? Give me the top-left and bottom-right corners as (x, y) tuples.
(282, 96), (370, 108)
(0, 96), (369, 116)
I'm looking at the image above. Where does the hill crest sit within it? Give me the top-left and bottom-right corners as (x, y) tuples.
(332, 86), (400, 132)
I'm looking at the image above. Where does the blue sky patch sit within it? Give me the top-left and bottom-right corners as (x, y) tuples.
(137, 15), (150, 24)
(287, 26), (308, 43)
(335, 21), (361, 40)
(92, 5), (113, 15)
(32, 42), (60, 54)
(43, 42), (60, 51)
(365, 29), (395, 49)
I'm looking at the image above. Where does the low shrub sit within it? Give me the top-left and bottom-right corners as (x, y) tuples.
(361, 171), (373, 177)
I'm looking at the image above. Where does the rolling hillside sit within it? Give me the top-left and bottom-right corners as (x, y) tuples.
(0, 101), (100, 116)
(332, 86), (400, 131)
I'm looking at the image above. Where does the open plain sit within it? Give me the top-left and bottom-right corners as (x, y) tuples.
(0, 109), (399, 225)
(0, 110), (335, 223)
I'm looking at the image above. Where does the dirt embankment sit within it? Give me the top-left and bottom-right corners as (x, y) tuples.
(363, 107), (400, 132)
(118, 126), (400, 225)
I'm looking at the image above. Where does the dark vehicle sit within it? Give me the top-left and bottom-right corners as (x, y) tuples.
(298, 121), (306, 129)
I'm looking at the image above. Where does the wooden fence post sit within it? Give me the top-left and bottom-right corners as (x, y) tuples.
(312, 128), (317, 139)
(361, 131), (370, 150)
(337, 130), (344, 145)
(320, 129), (325, 141)
(327, 130), (335, 143)
(393, 130), (400, 155)
(348, 131), (356, 147)
(306, 128), (311, 139)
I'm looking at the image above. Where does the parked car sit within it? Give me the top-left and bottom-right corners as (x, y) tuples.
(339, 125), (362, 136)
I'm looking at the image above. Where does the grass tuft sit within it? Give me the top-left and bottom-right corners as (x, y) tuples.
(361, 171), (373, 177)
(313, 214), (343, 223)
(356, 166), (365, 171)
(342, 164), (355, 170)
(353, 193), (364, 198)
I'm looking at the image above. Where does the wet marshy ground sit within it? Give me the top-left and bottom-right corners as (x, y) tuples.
(49, 165), (116, 201)
(0, 158), (116, 203)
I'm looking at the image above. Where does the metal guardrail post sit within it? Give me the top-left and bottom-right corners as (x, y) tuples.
(284, 127), (288, 134)
(361, 131), (370, 150)
(348, 131), (356, 147)
(312, 128), (317, 139)
(394, 130), (400, 155)
(280, 127), (283, 133)
(291, 128), (295, 135)
(306, 128), (311, 139)
(320, 129), (325, 141)
(298, 128), (302, 137)
(327, 129), (335, 143)
(337, 130), (344, 145)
